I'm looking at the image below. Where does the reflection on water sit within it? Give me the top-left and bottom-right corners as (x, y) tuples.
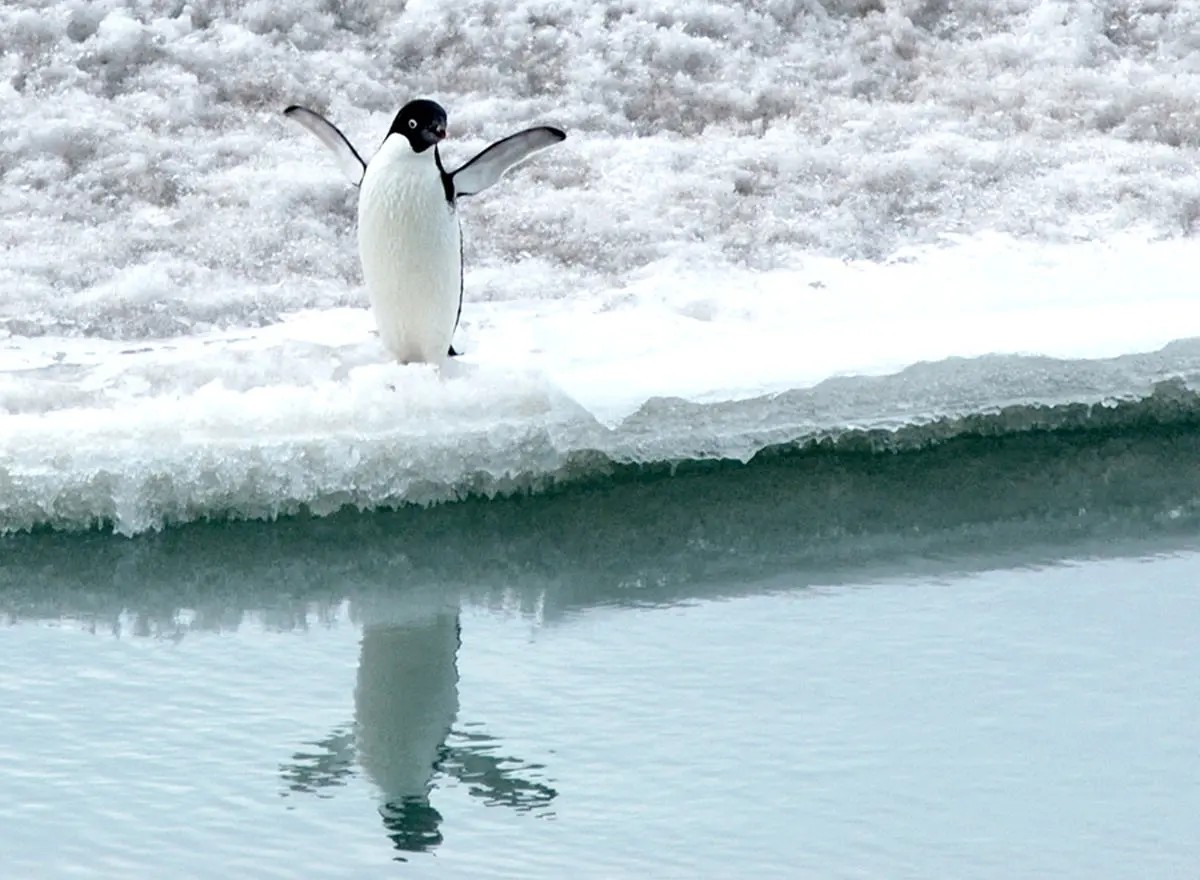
(442, 726), (557, 815)
(278, 610), (556, 859)
(4, 423), (1200, 861)
(2, 424), (1200, 877)
(5, 423), (1200, 636)
(4, 422), (1200, 862)
(280, 727), (356, 798)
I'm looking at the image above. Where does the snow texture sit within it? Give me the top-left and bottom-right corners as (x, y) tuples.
(3, 0), (1200, 534)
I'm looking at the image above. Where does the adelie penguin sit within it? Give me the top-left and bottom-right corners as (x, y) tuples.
(284, 101), (566, 364)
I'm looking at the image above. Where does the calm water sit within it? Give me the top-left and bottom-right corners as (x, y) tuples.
(3, 427), (1200, 878)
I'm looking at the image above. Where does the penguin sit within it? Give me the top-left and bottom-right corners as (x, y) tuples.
(284, 101), (566, 364)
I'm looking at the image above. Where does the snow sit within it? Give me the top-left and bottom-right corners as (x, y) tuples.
(3, 0), (1200, 534)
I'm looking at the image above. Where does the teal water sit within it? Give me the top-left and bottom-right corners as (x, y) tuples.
(3, 426), (1200, 878)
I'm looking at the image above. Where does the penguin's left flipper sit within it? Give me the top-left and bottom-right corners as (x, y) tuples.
(450, 127), (567, 198)
(283, 105), (368, 187)
(448, 345), (460, 357)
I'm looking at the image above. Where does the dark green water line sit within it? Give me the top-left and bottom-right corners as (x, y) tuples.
(3, 422), (1200, 628)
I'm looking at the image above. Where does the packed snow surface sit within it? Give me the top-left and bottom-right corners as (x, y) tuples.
(3, 0), (1200, 534)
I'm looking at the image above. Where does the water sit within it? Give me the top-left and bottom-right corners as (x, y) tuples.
(3, 427), (1200, 878)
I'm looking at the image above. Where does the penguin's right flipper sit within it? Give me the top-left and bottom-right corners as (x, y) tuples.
(448, 345), (461, 357)
(283, 105), (368, 186)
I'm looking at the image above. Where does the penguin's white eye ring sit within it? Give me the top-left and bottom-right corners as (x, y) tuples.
(408, 119), (417, 130)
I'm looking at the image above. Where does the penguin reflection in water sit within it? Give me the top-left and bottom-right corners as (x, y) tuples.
(277, 612), (558, 859)
(284, 100), (566, 364)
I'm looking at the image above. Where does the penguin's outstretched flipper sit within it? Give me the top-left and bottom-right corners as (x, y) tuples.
(450, 127), (567, 198)
(284, 105), (368, 186)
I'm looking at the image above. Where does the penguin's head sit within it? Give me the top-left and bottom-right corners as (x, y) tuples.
(388, 100), (448, 153)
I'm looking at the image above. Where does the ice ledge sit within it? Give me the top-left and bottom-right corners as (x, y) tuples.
(2, 341), (1199, 537)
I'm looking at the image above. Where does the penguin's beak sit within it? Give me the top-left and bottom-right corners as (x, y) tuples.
(431, 121), (447, 142)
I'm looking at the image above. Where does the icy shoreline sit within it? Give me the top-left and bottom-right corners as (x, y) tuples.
(3, 335), (1198, 536)
(5, 230), (1200, 535)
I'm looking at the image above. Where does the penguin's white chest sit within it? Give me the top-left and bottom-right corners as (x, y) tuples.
(357, 138), (462, 364)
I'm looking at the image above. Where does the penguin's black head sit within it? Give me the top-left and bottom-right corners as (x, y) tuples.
(388, 99), (448, 153)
